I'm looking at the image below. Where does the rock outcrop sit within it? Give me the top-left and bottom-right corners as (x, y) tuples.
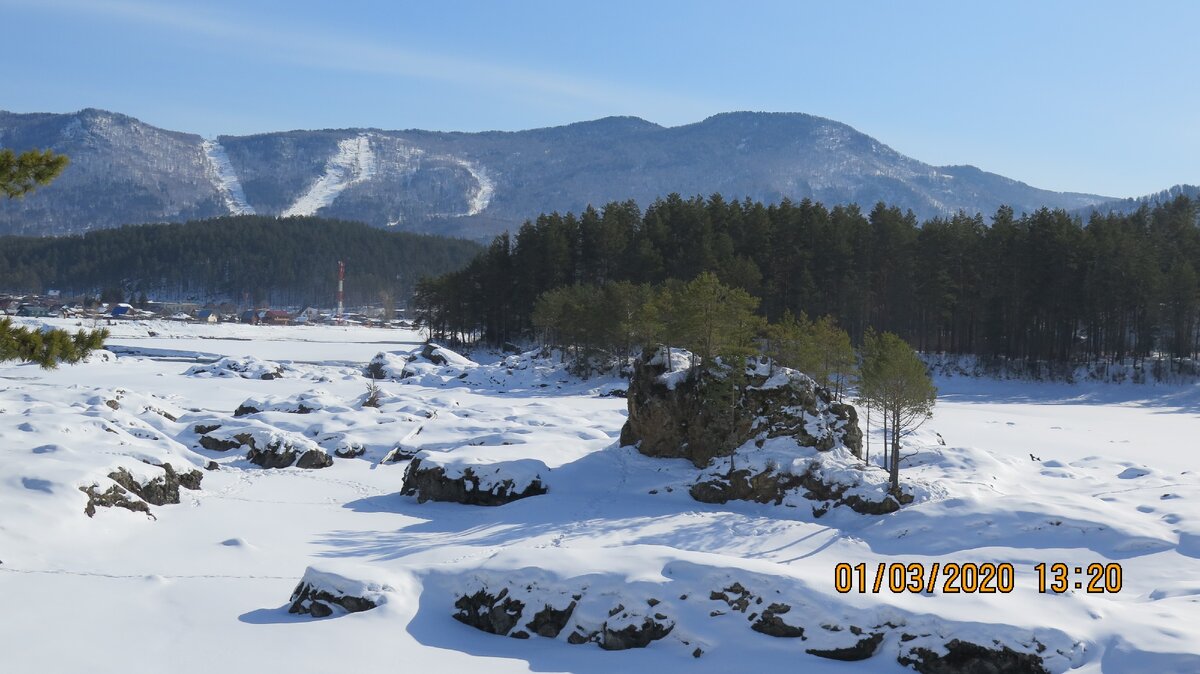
(620, 347), (861, 468)
(898, 639), (1050, 674)
(107, 464), (203, 506)
(81, 463), (203, 517)
(689, 460), (912, 515)
(196, 426), (333, 469)
(80, 483), (152, 518)
(401, 454), (548, 506)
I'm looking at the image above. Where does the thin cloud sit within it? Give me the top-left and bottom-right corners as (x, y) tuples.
(7, 0), (717, 120)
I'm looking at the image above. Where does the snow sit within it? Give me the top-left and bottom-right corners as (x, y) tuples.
(1, 318), (1199, 672)
(282, 133), (377, 217)
(449, 156), (494, 216)
(201, 139), (255, 215)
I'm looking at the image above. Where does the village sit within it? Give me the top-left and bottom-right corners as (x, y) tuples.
(0, 292), (410, 328)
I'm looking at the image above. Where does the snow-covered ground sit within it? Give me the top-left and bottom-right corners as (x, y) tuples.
(1, 319), (1197, 673)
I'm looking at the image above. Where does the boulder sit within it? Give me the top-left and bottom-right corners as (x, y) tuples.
(453, 588), (526, 636)
(526, 601), (577, 638)
(288, 567), (388, 618)
(621, 347), (861, 467)
(898, 639), (1050, 674)
(600, 614), (674, 651)
(185, 356), (288, 380)
(750, 603), (806, 638)
(401, 454), (548, 506)
(690, 460), (910, 515)
(250, 446), (332, 470)
(807, 632), (885, 661)
(198, 426), (332, 469)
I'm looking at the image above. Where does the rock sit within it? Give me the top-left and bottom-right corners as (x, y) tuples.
(288, 568), (386, 618)
(198, 434), (243, 452)
(690, 460), (908, 515)
(186, 356), (287, 380)
(691, 467), (805, 506)
(202, 427), (332, 469)
(333, 442), (366, 459)
(807, 632), (885, 660)
(526, 601), (577, 638)
(621, 347), (861, 467)
(750, 603), (805, 638)
(107, 464), (202, 506)
(204, 461), (219, 471)
(79, 483), (152, 518)
(600, 615), (674, 650)
(453, 588), (526, 636)
(401, 455), (548, 506)
(709, 583), (753, 612)
(232, 404), (260, 417)
(193, 423), (221, 435)
(898, 639), (1050, 674)
(248, 446), (332, 470)
(566, 630), (593, 645)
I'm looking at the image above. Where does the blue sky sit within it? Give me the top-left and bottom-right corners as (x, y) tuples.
(4, 0), (1197, 197)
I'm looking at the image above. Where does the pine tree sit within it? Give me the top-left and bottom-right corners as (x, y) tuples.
(0, 148), (69, 199)
(857, 330), (936, 493)
(1, 146), (108, 368)
(0, 318), (109, 368)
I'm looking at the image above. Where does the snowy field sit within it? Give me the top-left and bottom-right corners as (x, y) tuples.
(1, 319), (1198, 673)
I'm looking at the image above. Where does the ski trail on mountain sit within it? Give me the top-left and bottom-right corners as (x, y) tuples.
(201, 139), (255, 215)
(449, 157), (494, 215)
(282, 133), (376, 217)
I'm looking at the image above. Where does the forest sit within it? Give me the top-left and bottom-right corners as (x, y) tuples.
(0, 215), (482, 307)
(414, 193), (1200, 366)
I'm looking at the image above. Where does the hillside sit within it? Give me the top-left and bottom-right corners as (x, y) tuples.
(0, 109), (1112, 239)
(0, 215), (482, 304)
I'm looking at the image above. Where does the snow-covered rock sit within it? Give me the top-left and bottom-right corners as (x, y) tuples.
(233, 390), (351, 417)
(186, 356), (289, 380)
(401, 452), (548, 505)
(288, 566), (392, 618)
(622, 347), (862, 467)
(194, 422), (332, 469)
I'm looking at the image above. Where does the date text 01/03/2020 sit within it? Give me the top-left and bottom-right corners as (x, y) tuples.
(833, 562), (1124, 594)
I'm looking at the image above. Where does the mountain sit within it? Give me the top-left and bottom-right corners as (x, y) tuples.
(0, 108), (1114, 239)
(1071, 184), (1200, 218)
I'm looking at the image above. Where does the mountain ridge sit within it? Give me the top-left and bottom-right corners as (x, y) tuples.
(0, 107), (1116, 239)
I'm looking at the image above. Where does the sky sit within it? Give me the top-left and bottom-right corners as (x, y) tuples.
(3, 0), (1197, 198)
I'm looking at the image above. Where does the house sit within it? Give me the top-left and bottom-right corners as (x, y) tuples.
(110, 303), (134, 318)
(16, 305), (52, 318)
(196, 310), (219, 323)
(263, 310), (291, 325)
(240, 310), (261, 325)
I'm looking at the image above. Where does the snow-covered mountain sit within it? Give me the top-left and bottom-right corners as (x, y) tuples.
(0, 108), (1113, 239)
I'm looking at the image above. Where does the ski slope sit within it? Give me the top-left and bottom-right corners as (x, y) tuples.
(201, 139), (256, 215)
(282, 133), (377, 217)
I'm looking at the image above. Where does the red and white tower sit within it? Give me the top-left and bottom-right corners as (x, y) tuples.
(337, 260), (345, 323)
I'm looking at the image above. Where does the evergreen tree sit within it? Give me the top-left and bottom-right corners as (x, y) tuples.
(858, 331), (937, 493)
(0, 148), (68, 199)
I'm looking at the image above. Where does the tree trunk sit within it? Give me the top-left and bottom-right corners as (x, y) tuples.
(889, 409), (900, 494)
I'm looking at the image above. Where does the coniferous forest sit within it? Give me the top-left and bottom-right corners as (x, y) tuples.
(0, 216), (482, 306)
(415, 193), (1200, 366)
